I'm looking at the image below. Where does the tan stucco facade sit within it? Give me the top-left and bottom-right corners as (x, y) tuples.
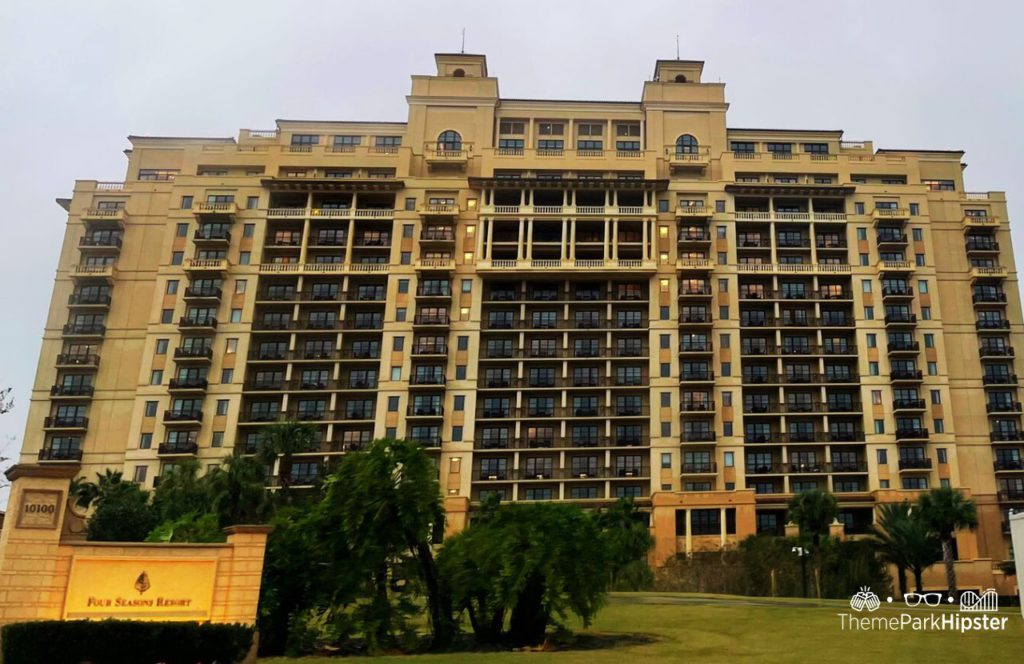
(19, 53), (1022, 587)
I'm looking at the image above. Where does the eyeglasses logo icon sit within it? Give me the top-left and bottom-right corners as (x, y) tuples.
(903, 592), (944, 607)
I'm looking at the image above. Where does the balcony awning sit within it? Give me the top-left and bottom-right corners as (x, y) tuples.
(725, 183), (856, 197)
(470, 177), (669, 192)
(261, 178), (405, 192)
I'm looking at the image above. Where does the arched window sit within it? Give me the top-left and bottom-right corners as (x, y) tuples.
(676, 134), (699, 155)
(452, 68), (466, 77)
(438, 130), (462, 151)
(674, 74), (688, 83)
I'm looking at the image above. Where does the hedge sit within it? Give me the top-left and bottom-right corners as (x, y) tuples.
(1, 619), (254, 664)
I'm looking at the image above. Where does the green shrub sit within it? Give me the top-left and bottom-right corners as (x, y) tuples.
(0, 620), (253, 664)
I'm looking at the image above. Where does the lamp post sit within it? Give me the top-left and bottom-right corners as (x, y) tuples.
(792, 546), (809, 598)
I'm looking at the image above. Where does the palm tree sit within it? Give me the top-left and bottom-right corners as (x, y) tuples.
(257, 420), (318, 504)
(71, 469), (126, 509)
(787, 489), (838, 548)
(870, 502), (941, 595)
(207, 454), (271, 525)
(917, 487), (978, 595)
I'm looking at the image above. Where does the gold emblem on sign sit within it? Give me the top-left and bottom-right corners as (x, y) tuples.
(134, 571), (151, 595)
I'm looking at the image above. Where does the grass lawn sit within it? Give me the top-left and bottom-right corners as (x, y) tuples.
(261, 592), (1024, 663)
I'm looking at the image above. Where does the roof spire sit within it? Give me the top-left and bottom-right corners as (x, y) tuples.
(676, 34), (680, 60)
(461, 28), (466, 54)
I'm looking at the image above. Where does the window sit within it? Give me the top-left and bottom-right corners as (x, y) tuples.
(918, 280), (928, 294)
(387, 396), (399, 412)
(454, 395), (465, 411)
(869, 362), (879, 376)
(437, 130), (462, 151)
(456, 365), (467, 380)
(243, 224), (254, 238)
(874, 420), (885, 434)
(398, 279), (409, 294)
(166, 280), (179, 295)
(928, 361), (938, 376)
(934, 419), (945, 434)
(216, 399), (229, 416)
(180, 195), (193, 209)
(230, 309), (242, 323)
(859, 254), (869, 266)
(871, 390), (882, 405)
(235, 279), (247, 294)
(866, 334), (876, 348)
(154, 338), (169, 355)
(144, 401), (158, 417)
(246, 196), (259, 209)
(675, 134), (699, 155)
(924, 334), (934, 348)
(221, 368), (234, 383)
(139, 433), (153, 450)
(862, 279), (872, 293)
(171, 251), (184, 266)
(877, 449), (888, 464)
(457, 335), (469, 351)
(150, 370), (163, 385)
(864, 306), (874, 320)
(393, 336), (405, 351)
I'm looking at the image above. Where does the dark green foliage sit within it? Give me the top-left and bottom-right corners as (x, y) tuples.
(869, 502), (941, 594)
(786, 489), (839, 547)
(85, 480), (158, 542)
(594, 499), (655, 590)
(917, 487), (979, 593)
(257, 419), (319, 505)
(439, 502), (615, 646)
(0, 620), (253, 664)
(654, 535), (889, 599)
(146, 512), (225, 543)
(258, 439), (452, 656)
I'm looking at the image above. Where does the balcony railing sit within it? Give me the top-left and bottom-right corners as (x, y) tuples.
(898, 458), (933, 470)
(158, 441), (199, 455)
(38, 447), (83, 461)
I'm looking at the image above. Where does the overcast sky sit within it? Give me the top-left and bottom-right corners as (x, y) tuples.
(1, 0), (1022, 496)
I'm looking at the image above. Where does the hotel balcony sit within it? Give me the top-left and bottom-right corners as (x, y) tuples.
(898, 458), (933, 471)
(70, 264), (116, 283)
(733, 211), (848, 223)
(425, 141), (472, 169)
(998, 489), (1024, 502)
(266, 207), (395, 221)
(891, 369), (924, 382)
(987, 401), (1023, 414)
(78, 234), (123, 254)
(193, 228), (231, 246)
(50, 384), (94, 398)
(163, 409), (204, 424)
(183, 286), (223, 301)
(980, 345), (1015, 359)
(257, 262), (390, 275)
(62, 323), (106, 338)
(419, 204), (459, 218)
(680, 461), (718, 475)
(67, 292), (112, 308)
(972, 292), (1007, 305)
(881, 285), (914, 300)
(871, 208), (910, 222)
(991, 431), (1024, 442)
(174, 346), (213, 363)
(420, 227), (456, 245)
(38, 447), (83, 462)
(681, 431), (717, 443)
(56, 353), (100, 369)
(877, 260), (915, 275)
(476, 258), (656, 273)
(983, 374), (1018, 386)
(193, 201), (239, 217)
(183, 258), (229, 274)
(962, 214), (999, 229)
(157, 441), (200, 456)
(664, 146), (711, 171)
(178, 316), (218, 331)
(994, 459), (1024, 472)
(970, 266), (1008, 280)
(677, 203), (713, 220)
(893, 398), (927, 412)
(965, 239), (999, 254)
(167, 377), (209, 392)
(81, 207), (126, 223)
(895, 428), (929, 442)
(876, 232), (908, 248)
(415, 258), (456, 271)
(680, 400), (716, 413)
(887, 341), (920, 354)
(42, 416), (88, 430)
(976, 319), (1010, 330)
(884, 313), (917, 327)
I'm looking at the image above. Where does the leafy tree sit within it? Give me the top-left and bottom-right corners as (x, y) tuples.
(916, 487), (978, 594)
(71, 469), (126, 509)
(207, 454), (272, 526)
(439, 502), (610, 646)
(870, 502), (940, 595)
(146, 512), (224, 543)
(593, 498), (654, 589)
(258, 420), (318, 505)
(787, 489), (838, 548)
(151, 458), (209, 522)
(327, 438), (454, 650)
(85, 481), (158, 541)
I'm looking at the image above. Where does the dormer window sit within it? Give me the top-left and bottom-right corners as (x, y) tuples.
(452, 68), (465, 77)
(675, 74), (688, 83)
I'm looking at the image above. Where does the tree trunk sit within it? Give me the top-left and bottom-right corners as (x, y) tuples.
(509, 574), (548, 646)
(896, 566), (907, 597)
(942, 537), (957, 596)
(413, 539), (454, 649)
(913, 566), (925, 594)
(279, 454), (292, 504)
